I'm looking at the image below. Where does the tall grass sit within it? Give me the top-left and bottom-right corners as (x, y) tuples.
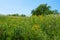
(0, 14), (60, 40)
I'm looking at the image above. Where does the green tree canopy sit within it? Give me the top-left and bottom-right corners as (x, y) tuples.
(31, 4), (59, 16)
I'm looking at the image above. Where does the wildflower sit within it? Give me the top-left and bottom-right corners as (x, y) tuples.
(39, 15), (44, 22)
(32, 24), (40, 31)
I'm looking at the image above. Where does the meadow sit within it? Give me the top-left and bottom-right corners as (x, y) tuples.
(0, 14), (60, 40)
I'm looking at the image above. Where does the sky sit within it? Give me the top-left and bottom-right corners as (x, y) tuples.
(0, 0), (60, 16)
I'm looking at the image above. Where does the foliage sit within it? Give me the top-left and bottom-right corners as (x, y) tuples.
(31, 4), (59, 16)
(20, 14), (26, 17)
(0, 14), (60, 40)
(8, 14), (19, 16)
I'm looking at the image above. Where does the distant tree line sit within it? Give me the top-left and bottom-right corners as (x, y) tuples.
(8, 14), (26, 17)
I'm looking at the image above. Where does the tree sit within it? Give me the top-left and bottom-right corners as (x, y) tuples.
(8, 13), (19, 16)
(53, 10), (59, 14)
(31, 4), (58, 16)
(20, 14), (26, 17)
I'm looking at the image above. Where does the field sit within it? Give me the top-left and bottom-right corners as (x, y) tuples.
(0, 14), (60, 40)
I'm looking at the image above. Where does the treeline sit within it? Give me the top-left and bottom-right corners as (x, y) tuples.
(8, 14), (26, 17)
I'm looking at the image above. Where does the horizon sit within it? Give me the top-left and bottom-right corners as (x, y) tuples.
(0, 0), (60, 16)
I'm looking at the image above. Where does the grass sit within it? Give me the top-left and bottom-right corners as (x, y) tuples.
(0, 14), (60, 40)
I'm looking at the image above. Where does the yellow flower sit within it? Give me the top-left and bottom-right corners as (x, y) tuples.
(32, 24), (40, 31)
(39, 15), (44, 22)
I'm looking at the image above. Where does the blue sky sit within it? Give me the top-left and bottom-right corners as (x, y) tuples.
(0, 0), (60, 16)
